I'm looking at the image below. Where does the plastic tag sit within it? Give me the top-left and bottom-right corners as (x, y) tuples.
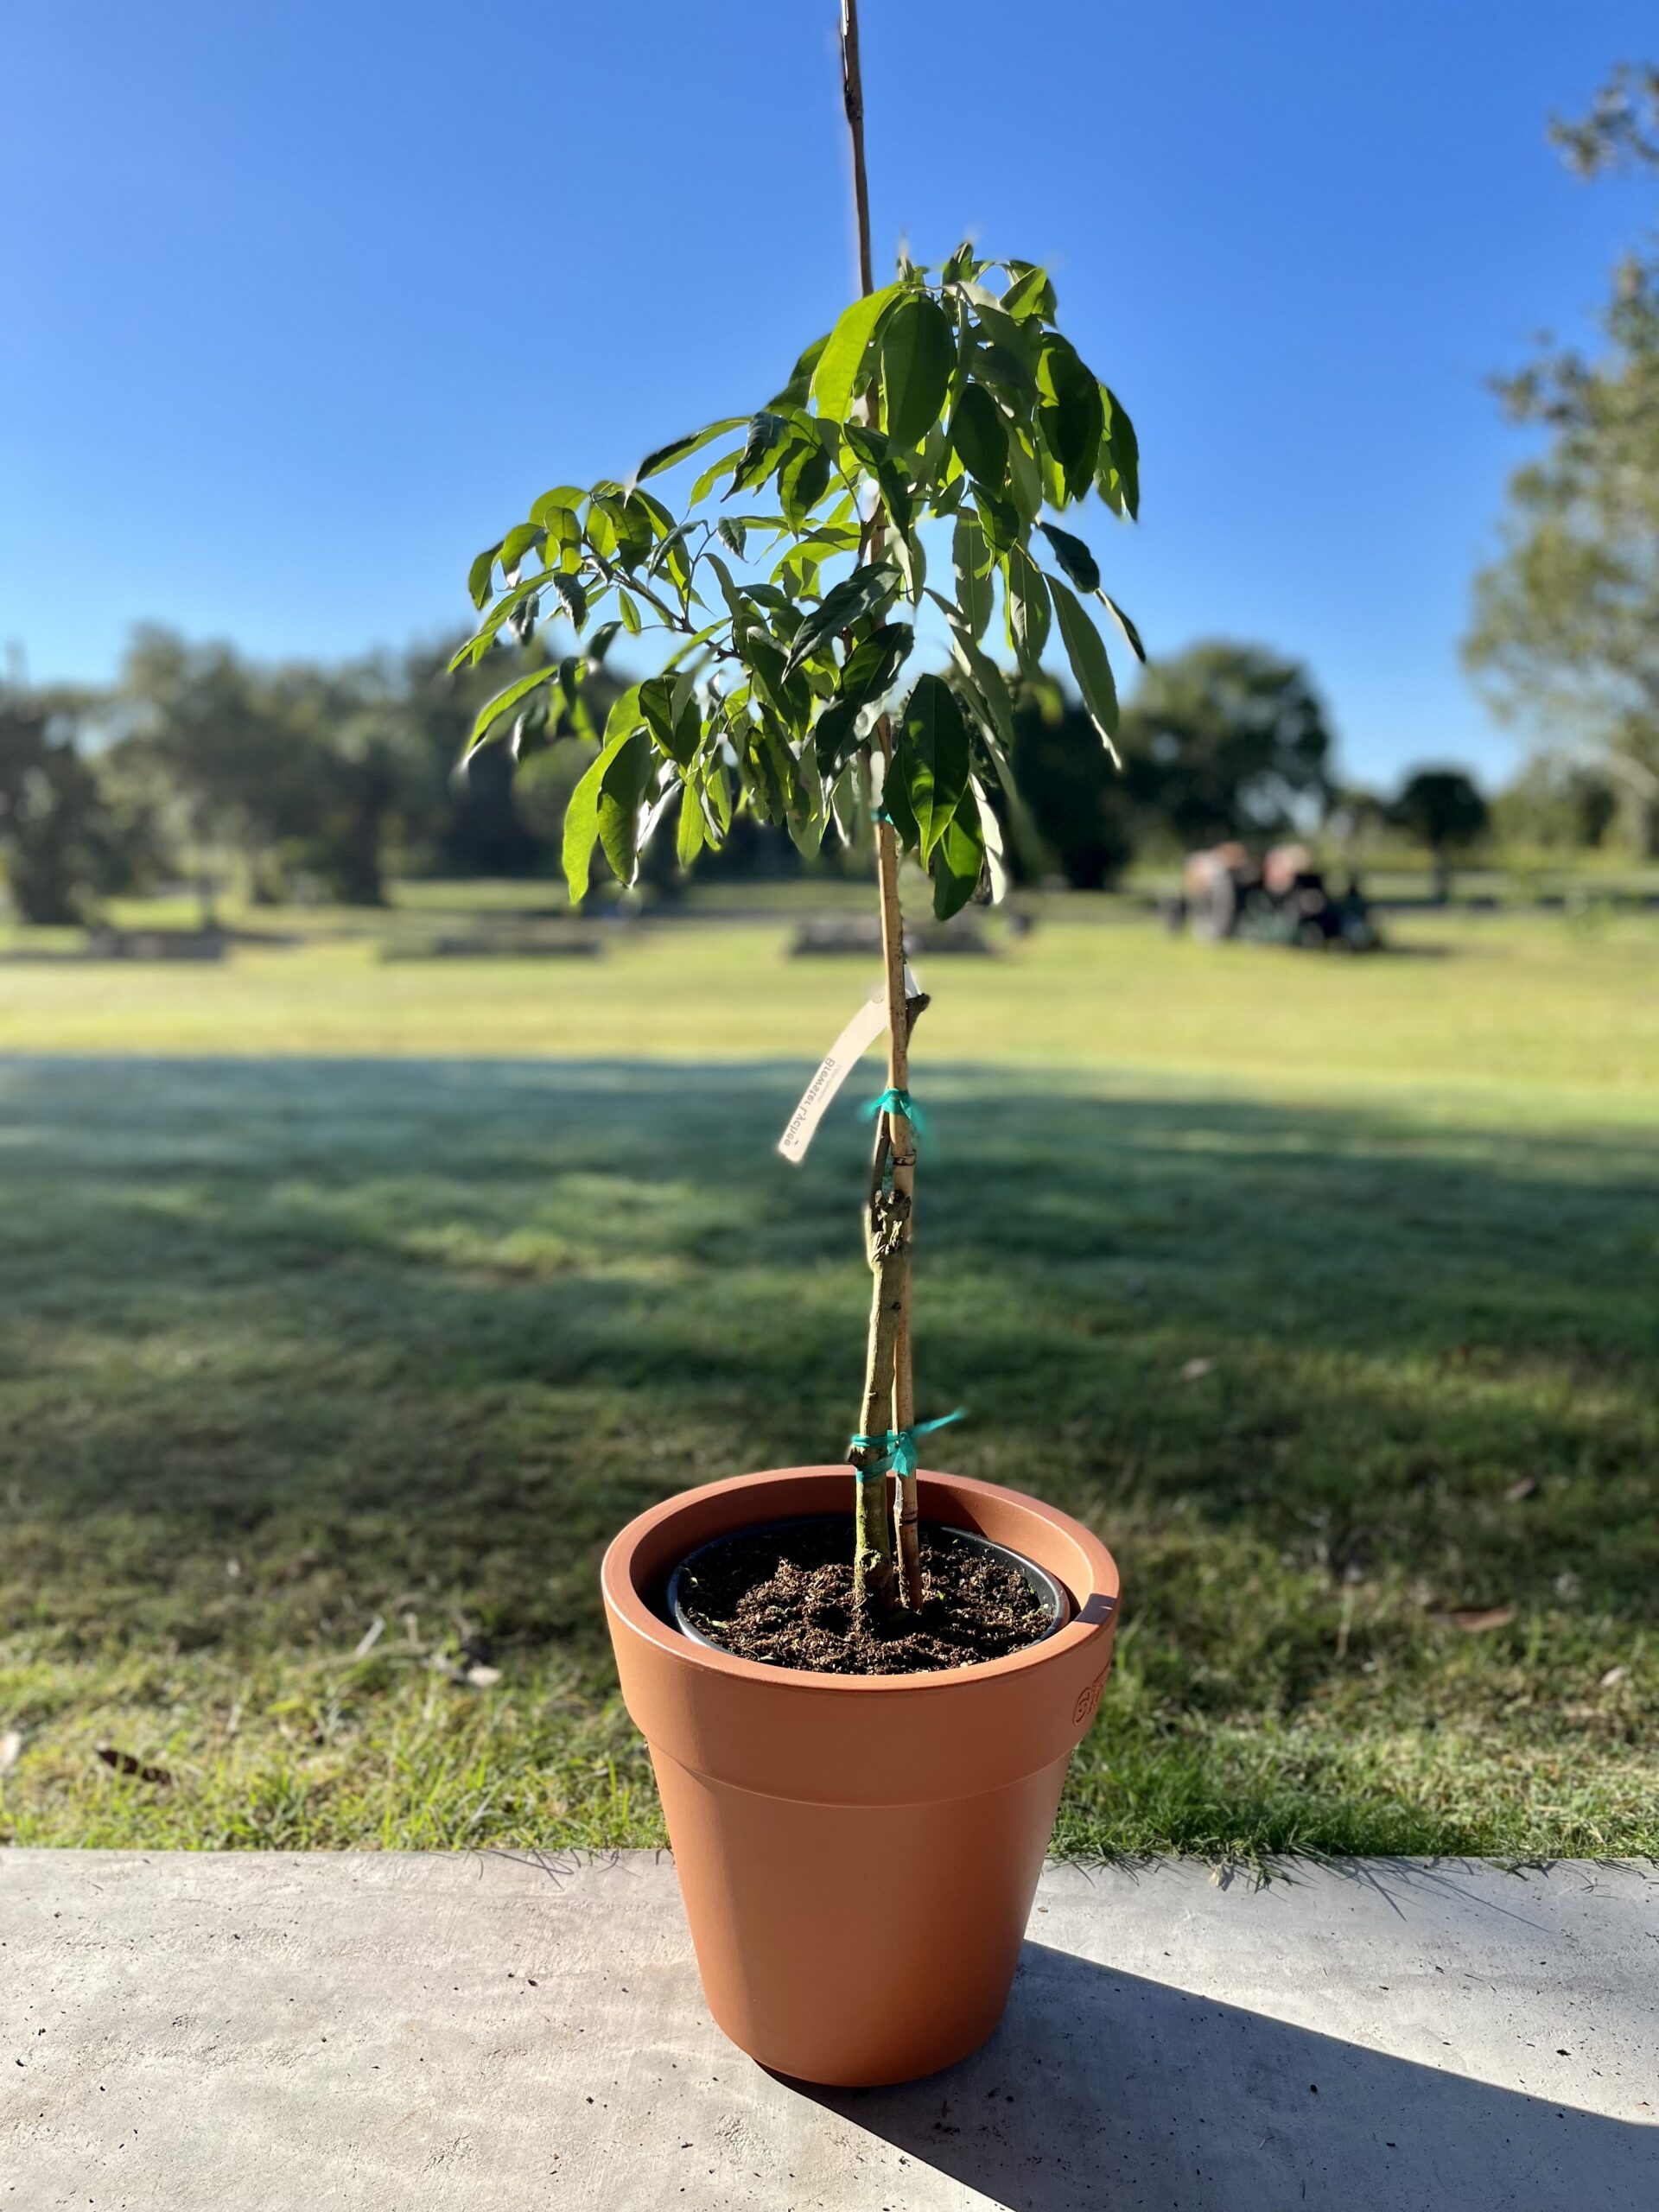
(778, 995), (888, 1164)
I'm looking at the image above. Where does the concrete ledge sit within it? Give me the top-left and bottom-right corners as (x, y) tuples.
(2, 1851), (1654, 2209)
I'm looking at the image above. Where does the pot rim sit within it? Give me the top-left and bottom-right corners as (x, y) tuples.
(602, 1465), (1120, 1695)
(666, 1512), (1071, 1659)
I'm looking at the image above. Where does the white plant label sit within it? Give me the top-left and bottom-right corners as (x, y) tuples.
(777, 993), (889, 1165)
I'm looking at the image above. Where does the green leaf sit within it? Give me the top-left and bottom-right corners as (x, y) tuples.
(1097, 589), (1146, 664)
(899, 673), (970, 861)
(552, 573), (588, 631)
(1035, 520), (1101, 595)
(948, 384), (1009, 491)
(676, 783), (706, 868)
(778, 435), (832, 531)
(467, 544), (500, 611)
(640, 673), (702, 770)
(842, 421), (889, 474)
(499, 522), (544, 576)
(461, 664), (561, 766)
(1037, 337), (1104, 503)
(929, 785), (984, 918)
(1003, 543), (1052, 671)
(1001, 264), (1055, 321)
(595, 728), (653, 887)
(537, 505), (582, 575)
(766, 331), (830, 411)
(730, 412), (790, 495)
(1100, 385), (1141, 520)
(690, 446), (745, 504)
(1049, 576), (1121, 760)
(715, 517), (747, 560)
(1006, 426), (1045, 523)
(880, 293), (954, 449)
(812, 697), (861, 779)
(636, 416), (747, 482)
(951, 512), (996, 642)
(840, 620), (913, 708)
(530, 485), (586, 527)
(618, 588), (642, 635)
(779, 562), (898, 677)
(563, 718), (634, 902)
(810, 280), (905, 423)
(927, 587), (1018, 755)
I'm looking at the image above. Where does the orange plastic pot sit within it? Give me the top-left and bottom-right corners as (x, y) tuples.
(601, 1464), (1120, 2087)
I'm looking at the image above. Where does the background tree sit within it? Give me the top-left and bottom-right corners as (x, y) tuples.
(1389, 766), (1489, 899)
(1007, 683), (1134, 888)
(1118, 641), (1334, 851)
(1492, 753), (1618, 853)
(1465, 62), (1659, 853)
(0, 680), (141, 924)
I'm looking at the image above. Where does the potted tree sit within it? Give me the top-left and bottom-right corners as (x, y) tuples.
(457, 1), (1137, 2085)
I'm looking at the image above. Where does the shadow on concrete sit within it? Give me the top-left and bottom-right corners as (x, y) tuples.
(801, 1942), (1652, 2212)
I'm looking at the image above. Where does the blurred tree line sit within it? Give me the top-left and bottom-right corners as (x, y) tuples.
(0, 630), (609, 923)
(0, 624), (1624, 925)
(1466, 63), (1659, 853)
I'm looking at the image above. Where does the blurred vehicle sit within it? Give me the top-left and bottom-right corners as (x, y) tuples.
(1162, 842), (1382, 950)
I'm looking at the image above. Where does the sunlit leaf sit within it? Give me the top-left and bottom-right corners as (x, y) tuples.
(810, 280), (906, 422)
(1049, 575), (1120, 760)
(461, 664), (561, 767)
(636, 416), (748, 482)
(467, 544), (501, 611)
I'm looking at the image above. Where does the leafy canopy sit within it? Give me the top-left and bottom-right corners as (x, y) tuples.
(456, 247), (1141, 918)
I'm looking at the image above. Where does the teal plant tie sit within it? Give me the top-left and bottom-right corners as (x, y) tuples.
(870, 807), (895, 827)
(848, 1410), (964, 1481)
(861, 1085), (929, 1142)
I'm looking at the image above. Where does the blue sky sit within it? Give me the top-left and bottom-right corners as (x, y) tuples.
(3, 1), (1655, 787)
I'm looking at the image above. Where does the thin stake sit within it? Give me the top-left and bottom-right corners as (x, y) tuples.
(840, 0), (925, 1611)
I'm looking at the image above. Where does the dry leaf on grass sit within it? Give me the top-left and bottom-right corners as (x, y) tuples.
(1445, 1606), (1516, 1635)
(1179, 1357), (1215, 1382)
(96, 1746), (173, 1786)
(1600, 1665), (1631, 1689)
(0, 1730), (22, 1776)
(353, 1615), (386, 1660)
(1503, 1475), (1540, 1503)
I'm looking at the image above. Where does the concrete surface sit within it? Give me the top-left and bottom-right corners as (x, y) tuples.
(1, 1851), (1654, 2211)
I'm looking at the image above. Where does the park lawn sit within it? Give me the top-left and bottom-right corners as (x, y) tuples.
(0, 904), (1656, 1861)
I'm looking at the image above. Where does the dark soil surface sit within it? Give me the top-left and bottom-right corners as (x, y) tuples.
(673, 1516), (1055, 1675)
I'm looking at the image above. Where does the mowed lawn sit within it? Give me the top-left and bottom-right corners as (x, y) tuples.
(1, 903), (1656, 1860)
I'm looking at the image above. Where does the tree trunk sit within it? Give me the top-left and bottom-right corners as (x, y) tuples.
(841, 0), (925, 1613)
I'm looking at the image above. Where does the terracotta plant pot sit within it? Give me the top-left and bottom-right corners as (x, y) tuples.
(601, 1464), (1120, 2087)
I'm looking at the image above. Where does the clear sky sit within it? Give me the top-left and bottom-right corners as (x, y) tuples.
(3, 1), (1655, 788)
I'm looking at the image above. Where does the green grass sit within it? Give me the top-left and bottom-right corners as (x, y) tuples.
(1, 901), (1656, 1861)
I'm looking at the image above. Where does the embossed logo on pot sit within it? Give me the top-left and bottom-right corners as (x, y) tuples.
(1071, 1666), (1109, 1726)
